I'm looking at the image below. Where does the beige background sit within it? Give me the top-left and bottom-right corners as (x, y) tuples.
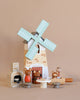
(0, 0), (80, 100)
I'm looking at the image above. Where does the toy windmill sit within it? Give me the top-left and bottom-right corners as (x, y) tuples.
(17, 20), (56, 60)
(17, 20), (56, 79)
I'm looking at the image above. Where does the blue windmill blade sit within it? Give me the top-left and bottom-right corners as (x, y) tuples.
(39, 38), (56, 52)
(36, 20), (49, 37)
(25, 44), (38, 60)
(17, 28), (33, 42)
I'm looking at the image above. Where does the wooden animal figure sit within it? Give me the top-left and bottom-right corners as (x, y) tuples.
(52, 72), (58, 79)
(25, 68), (32, 83)
(33, 70), (41, 84)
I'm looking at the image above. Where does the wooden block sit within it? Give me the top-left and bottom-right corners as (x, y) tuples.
(51, 78), (65, 85)
(65, 78), (73, 82)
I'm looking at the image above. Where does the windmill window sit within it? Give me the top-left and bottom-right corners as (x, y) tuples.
(37, 45), (40, 53)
